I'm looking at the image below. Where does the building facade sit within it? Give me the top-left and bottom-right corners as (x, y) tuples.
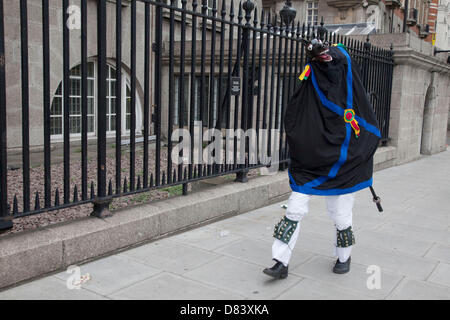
(435, 0), (450, 49)
(262, 0), (439, 38)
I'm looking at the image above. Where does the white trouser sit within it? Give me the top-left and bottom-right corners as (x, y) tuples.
(272, 192), (355, 266)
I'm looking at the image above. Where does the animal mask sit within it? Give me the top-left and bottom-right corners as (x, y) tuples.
(304, 38), (332, 62)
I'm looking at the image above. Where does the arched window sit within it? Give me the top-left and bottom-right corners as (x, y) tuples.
(50, 61), (142, 139)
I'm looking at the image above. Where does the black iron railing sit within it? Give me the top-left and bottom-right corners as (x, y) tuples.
(0, 0), (394, 230)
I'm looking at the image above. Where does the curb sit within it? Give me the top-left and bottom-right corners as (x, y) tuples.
(0, 171), (291, 290)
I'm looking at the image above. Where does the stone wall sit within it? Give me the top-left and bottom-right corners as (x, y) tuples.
(351, 32), (450, 164)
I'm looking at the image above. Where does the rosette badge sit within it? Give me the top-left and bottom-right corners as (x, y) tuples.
(344, 109), (360, 138)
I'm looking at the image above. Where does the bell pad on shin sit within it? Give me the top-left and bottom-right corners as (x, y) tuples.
(336, 226), (355, 248)
(273, 216), (298, 244)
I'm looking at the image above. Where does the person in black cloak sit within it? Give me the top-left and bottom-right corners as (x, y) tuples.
(263, 38), (381, 278)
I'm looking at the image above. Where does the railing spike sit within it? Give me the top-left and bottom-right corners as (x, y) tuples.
(73, 185), (78, 203)
(162, 171), (166, 185)
(212, 0), (217, 16)
(35, 192), (41, 211)
(260, 9), (265, 28)
(137, 175), (141, 190)
(55, 188), (60, 206)
(238, 1), (243, 21)
(221, 0), (226, 16)
(116, 178), (121, 195)
(90, 181), (95, 199)
(150, 173), (154, 187)
(108, 179), (113, 196)
(13, 195), (18, 215)
(173, 169), (177, 184)
(229, 0), (235, 19)
(123, 177), (128, 193)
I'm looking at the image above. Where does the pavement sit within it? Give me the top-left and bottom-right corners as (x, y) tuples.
(0, 150), (449, 300)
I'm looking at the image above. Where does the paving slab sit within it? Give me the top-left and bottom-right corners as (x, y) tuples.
(424, 243), (450, 263)
(110, 272), (243, 300)
(122, 240), (221, 275)
(276, 278), (374, 300)
(169, 225), (244, 251)
(387, 278), (450, 300)
(382, 211), (449, 231)
(351, 245), (438, 280)
(376, 222), (449, 245)
(355, 229), (434, 257)
(217, 238), (315, 270)
(290, 256), (403, 299)
(291, 232), (336, 257)
(212, 216), (275, 241)
(0, 276), (107, 300)
(184, 256), (303, 299)
(53, 254), (161, 296)
(427, 263), (450, 288)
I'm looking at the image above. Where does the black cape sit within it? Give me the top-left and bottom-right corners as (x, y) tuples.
(285, 45), (380, 196)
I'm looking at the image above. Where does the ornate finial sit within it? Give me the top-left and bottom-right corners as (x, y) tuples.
(317, 16), (326, 40)
(242, 0), (254, 24)
(280, 0), (297, 27)
(260, 9), (265, 28)
(221, 0), (226, 17)
(229, 0), (235, 20)
(238, 1), (243, 22)
(212, 0), (217, 16)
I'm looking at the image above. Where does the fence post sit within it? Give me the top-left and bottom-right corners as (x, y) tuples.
(91, 0), (111, 218)
(363, 35), (371, 89)
(236, 0), (254, 183)
(0, 0), (12, 231)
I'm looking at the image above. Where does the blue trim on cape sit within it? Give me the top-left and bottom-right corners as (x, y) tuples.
(290, 46), (375, 195)
(289, 170), (373, 196)
(302, 123), (352, 189)
(309, 47), (382, 138)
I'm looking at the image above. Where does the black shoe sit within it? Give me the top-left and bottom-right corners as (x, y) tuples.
(263, 260), (288, 279)
(333, 256), (351, 274)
